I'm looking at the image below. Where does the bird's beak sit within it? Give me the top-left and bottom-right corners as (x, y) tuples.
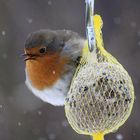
(21, 53), (37, 61)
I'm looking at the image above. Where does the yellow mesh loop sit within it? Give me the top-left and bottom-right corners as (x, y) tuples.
(93, 133), (104, 140)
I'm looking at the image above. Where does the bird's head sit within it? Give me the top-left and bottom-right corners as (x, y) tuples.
(24, 30), (67, 62)
(23, 29), (84, 90)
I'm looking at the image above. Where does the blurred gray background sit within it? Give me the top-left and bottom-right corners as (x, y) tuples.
(0, 0), (139, 140)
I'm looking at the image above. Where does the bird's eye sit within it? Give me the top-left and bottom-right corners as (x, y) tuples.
(39, 47), (46, 54)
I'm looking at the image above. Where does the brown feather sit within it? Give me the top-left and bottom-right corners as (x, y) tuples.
(26, 52), (69, 90)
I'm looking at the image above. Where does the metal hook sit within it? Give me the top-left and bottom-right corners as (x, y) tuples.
(85, 0), (95, 52)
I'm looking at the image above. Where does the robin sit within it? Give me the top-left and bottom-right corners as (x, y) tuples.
(23, 29), (85, 106)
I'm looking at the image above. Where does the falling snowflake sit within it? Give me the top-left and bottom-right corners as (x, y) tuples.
(116, 133), (123, 140)
(138, 41), (140, 46)
(48, 0), (52, 5)
(137, 30), (140, 36)
(48, 133), (56, 140)
(1, 31), (6, 36)
(26, 18), (33, 24)
(52, 70), (56, 75)
(0, 105), (2, 109)
(2, 53), (7, 60)
(62, 120), (69, 127)
(23, 110), (27, 114)
(132, 132), (136, 136)
(38, 110), (42, 116)
(130, 21), (137, 28)
(113, 17), (121, 25)
(38, 137), (47, 140)
(18, 122), (22, 126)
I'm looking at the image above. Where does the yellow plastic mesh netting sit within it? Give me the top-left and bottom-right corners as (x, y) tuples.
(65, 15), (134, 140)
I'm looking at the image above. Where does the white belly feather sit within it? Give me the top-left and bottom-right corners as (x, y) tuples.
(25, 70), (73, 106)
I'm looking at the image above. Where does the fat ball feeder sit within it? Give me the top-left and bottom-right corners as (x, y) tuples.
(65, 1), (134, 140)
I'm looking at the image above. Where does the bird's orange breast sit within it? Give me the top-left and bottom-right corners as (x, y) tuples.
(26, 53), (69, 90)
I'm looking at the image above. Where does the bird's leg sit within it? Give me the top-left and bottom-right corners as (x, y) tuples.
(75, 56), (82, 66)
